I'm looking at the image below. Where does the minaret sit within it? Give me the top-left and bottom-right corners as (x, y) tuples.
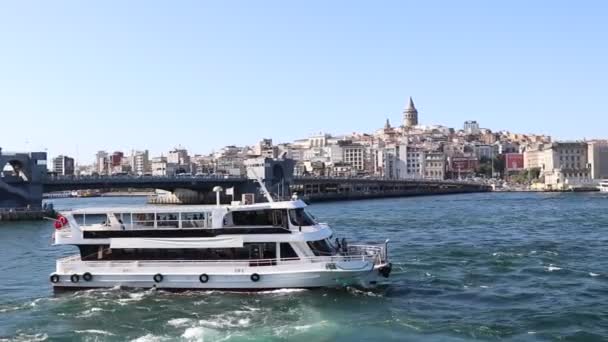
(384, 118), (391, 130)
(403, 96), (418, 128)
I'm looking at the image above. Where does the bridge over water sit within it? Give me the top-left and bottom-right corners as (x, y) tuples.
(0, 151), (491, 209)
(43, 175), (490, 203)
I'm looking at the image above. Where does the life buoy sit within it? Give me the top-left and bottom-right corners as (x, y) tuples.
(70, 274), (80, 283)
(82, 272), (93, 282)
(54, 215), (68, 230)
(50, 274), (60, 283)
(250, 273), (260, 282)
(199, 274), (209, 283)
(153, 273), (163, 283)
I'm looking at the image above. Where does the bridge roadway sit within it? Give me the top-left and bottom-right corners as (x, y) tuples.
(42, 175), (248, 192)
(43, 175), (491, 202)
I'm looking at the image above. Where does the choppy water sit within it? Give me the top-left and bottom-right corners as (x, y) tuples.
(1, 192), (608, 341)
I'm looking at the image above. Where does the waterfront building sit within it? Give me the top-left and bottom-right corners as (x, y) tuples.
(542, 142), (591, 190)
(330, 162), (355, 177)
(423, 152), (446, 180)
(504, 153), (524, 174)
(340, 141), (365, 172)
(52, 155), (75, 176)
(403, 146), (424, 178)
(523, 145), (546, 170)
(448, 155), (479, 179)
(377, 143), (398, 179)
(301, 160), (327, 176)
(403, 97), (419, 128)
(587, 140), (608, 179)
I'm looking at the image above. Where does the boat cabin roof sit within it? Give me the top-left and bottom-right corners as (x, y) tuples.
(62, 199), (308, 215)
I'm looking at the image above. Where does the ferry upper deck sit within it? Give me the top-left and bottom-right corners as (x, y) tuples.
(54, 199), (329, 243)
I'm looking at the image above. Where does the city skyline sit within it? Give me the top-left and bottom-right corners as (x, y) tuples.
(2, 1), (608, 162)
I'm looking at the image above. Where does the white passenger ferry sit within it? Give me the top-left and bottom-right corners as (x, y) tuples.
(600, 180), (608, 192)
(50, 198), (391, 290)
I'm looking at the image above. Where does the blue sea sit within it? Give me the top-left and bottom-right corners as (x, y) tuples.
(1, 192), (607, 341)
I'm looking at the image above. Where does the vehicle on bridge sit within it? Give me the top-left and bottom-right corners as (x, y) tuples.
(49, 198), (392, 291)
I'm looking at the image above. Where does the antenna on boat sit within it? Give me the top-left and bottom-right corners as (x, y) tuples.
(248, 167), (274, 203)
(212, 186), (223, 206)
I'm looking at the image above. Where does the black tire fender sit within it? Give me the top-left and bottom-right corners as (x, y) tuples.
(199, 274), (209, 283)
(153, 273), (163, 283)
(70, 274), (80, 283)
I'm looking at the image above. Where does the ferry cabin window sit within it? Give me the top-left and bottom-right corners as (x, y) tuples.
(116, 213), (132, 225)
(73, 214), (86, 225)
(132, 213), (155, 227)
(231, 210), (288, 228)
(280, 243), (299, 260)
(307, 239), (334, 256)
(78, 213), (108, 226)
(181, 212), (207, 228)
(289, 209), (316, 227)
(156, 213), (179, 228)
(84, 243), (278, 261)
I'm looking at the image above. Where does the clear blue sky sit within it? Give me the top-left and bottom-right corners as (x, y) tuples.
(1, 1), (606, 163)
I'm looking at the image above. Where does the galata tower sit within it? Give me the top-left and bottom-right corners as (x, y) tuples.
(403, 96), (418, 128)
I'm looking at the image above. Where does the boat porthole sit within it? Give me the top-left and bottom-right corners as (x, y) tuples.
(50, 274), (60, 283)
(250, 273), (260, 282)
(70, 274), (80, 283)
(82, 272), (93, 282)
(153, 273), (163, 283)
(199, 274), (209, 283)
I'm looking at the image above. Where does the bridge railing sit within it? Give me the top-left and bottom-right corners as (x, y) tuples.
(45, 174), (247, 183)
(43, 173), (489, 187)
(294, 175), (488, 186)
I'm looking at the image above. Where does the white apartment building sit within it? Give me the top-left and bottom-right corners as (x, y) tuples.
(95, 151), (109, 175)
(151, 157), (176, 176)
(541, 142), (591, 190)
(342, 144), (365, 172)
(423, 152), (446, 180)
(464, 120), (480, 135)
(52, 155), (75, 176)
(130, 150), (150, 175)
(588, 141), (608, 180)
(401, 145), (424, 179)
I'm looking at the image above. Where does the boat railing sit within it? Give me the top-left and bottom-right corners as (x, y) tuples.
(347, 241), (389, 264)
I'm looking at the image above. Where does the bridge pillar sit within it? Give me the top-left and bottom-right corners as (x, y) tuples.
(0, 150), (47, 209)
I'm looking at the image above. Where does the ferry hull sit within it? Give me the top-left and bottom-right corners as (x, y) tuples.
(50, 266), (389, 291)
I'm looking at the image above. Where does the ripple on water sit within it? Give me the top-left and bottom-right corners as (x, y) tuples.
(2, 193), (608, 341)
